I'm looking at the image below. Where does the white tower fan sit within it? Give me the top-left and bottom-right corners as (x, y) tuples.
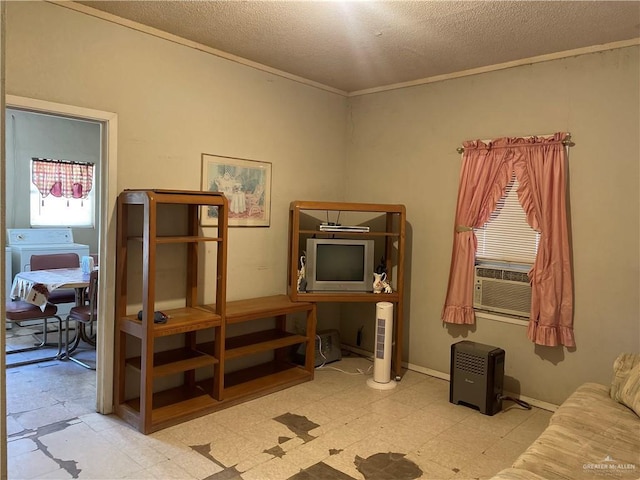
(367, 302), (397, 390)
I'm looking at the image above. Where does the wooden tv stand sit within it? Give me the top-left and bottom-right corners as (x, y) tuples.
(287, 200), (406, 378)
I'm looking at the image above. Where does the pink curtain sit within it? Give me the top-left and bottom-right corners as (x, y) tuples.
(31, 159), (94, 200)
(513, 133), (574, 347)
(441, 140), (514, 324)
(442, 134), (574, 347)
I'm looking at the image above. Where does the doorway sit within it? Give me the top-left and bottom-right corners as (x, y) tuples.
(3, 95), (118, 417)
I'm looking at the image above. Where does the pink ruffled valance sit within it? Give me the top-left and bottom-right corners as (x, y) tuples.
(32, 158), (94, 200)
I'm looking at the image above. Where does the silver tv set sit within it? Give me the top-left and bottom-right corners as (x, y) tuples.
(305, 238), (375, 292)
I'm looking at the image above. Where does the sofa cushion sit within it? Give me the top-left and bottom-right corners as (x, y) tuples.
(512, 383), (640, 479)
(491, 357), (640, 480)
(512, 422), (639, 480)
(551, 383), (640, 444)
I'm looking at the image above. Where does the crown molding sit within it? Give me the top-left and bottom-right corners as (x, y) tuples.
(49, 2), (638, 99)
(50, 1), (348, 97)
(349, 38), (640, 97)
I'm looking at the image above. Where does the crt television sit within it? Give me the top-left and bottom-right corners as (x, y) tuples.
(305, 238), (375, 292)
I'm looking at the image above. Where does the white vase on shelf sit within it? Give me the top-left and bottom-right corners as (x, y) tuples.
(373, 272), (386, 293)
(373, 272), (393, 294)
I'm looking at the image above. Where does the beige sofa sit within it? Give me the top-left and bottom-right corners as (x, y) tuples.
(492, 354), (640, 480)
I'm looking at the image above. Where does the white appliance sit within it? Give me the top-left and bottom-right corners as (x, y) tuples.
(474, 264), (531, 317)
(7, 228), (90, 274)
(367, 301), (397, 390)
(7, 229), (90, 321)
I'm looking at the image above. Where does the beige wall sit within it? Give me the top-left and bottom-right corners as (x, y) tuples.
(346, 46), (640, 405)
(6, 2), (639, 406)
(6, 1), (347, 303)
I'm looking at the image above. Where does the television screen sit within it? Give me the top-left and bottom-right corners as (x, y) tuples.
(305, 238), (375, 292)
(316, 244), (365, 281)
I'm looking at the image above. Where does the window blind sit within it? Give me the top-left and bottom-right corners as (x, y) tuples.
(475, 174), (539, 264)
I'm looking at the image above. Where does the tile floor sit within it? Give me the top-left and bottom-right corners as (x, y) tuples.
(5, 329), (552, 480)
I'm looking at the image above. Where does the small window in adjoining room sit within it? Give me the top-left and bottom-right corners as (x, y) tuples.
(474, 173), (539, 265)
(30, 158), (95, 228)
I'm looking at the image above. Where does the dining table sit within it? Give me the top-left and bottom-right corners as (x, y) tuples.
(11, 267), (91, 309)
(10, 267), (96, 347)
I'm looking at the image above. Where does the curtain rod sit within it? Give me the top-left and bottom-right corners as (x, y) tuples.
(32, 157), (95, 166)
(456, 134), (574, 154)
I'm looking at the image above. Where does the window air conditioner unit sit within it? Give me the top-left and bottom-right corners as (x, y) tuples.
(474, 264), (531, 317)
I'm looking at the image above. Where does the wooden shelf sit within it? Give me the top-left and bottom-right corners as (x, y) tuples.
(125, 362), (313, 427)
(225, 330), (308, 359)
(209, 294), (315, 324)
(120, 384), (221, 433)
(291, 200), (405, 214)
(115, 192), (316, 434)
(204, 295), (316, 401)
(119, 361), (312, 433)
(298, 229), (398, 237)
(197, 330), (307, 360)
(293, 291), (400, 303)
(118, 189), (231, 207)
(288, 200), (406, 378)
(115, 190), (228, 434)
(120, 306), (223, 338)
(223, 361), (312, 401)
(126, 347), (218, 378)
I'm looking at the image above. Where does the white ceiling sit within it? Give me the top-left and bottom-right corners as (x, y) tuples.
(75, 1), (640, 94)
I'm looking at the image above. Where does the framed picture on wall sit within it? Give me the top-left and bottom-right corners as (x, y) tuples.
(200, 153), (272, 227)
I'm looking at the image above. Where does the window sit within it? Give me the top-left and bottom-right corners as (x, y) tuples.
(474, 173), (537, 320)
(474, 173), (539, 265)
(30, 190), (95, 227)
(30, 159), (95, 227)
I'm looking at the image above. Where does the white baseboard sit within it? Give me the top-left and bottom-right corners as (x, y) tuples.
(341, 344), (558, 412)
(502, 392), (558, 412)
(405, 361), (558, 412)
(341, 344), (373, 359)
(405, 362), (450, 381)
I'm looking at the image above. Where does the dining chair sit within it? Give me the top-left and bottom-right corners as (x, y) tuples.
(64, 269), (98, 369)
(5, 300), (63, 368)
(29, 252), (80, 305)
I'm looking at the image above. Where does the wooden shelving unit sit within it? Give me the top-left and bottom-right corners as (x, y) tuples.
(114, 190), (316, 434)
(288, 200), (406, 377)
(211, 294), (316, 404)
(114, 189), (228, 434)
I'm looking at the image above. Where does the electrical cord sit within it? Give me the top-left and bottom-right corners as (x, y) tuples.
(498, 394), (532, 410)
(314, 334), (373, 375)
(315, 334), (328, 369)
(317, 364), (373, 375)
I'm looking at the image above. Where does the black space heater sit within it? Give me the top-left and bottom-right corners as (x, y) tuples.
(449, 340), (505, 416)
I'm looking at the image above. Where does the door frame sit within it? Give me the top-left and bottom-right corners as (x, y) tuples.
(4, 94), (118, 414)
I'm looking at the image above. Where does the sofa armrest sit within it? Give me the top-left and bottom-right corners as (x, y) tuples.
(611, 353), (639, 398)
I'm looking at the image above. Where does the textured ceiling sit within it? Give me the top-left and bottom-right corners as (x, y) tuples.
(75, 1), (640, 93)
